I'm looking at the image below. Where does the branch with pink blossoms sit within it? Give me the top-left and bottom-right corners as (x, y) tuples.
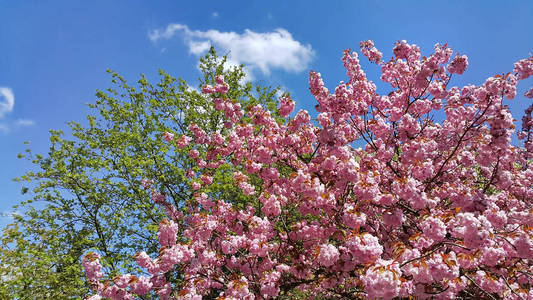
(83, 43), (533, 300)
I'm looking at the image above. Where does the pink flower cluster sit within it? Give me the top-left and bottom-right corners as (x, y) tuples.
(202, 75), (230, 94)
(84, 41), (533, 299)
(279, 95), (295, 118)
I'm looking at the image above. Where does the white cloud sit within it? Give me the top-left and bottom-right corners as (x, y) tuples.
(212, 12), (219, 18)
(0, 87), (15, 118)
(149, 23), (188, 42)
(188, 40), (211, 55)
(149, 24), (315, 79)
(0, 124), (9, 134)
(0, 209), (20, 220)
(0, 88), (35, 134)
(15, 119), (35, 127)
(186, 84), (200, 93)
(275, 88), (286, 99)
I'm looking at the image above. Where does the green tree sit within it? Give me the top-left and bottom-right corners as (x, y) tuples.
(0, 48), (281, 299)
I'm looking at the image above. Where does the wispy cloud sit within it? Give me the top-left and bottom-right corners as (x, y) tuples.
(0, 124), (9, 134)
(15, 119), (35, 127)
(212, 12), (219, 18)
(0, 87), (15, 118)
(0, 87), (35, 134)
(0, 209), (20, 221)
(275, 88), (286, 99)
(149, 24), (315, 80)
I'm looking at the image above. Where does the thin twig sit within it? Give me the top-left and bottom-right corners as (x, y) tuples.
(463, 273), (498, 300)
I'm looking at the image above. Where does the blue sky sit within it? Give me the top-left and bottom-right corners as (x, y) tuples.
(1, 0), (532, 225)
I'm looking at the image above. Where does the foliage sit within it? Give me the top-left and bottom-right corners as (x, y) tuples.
(85, 41), (533, 299)
(0, 48), (280, 299)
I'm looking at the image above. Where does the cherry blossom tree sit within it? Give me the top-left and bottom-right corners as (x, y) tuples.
(83, 40), (533, 299)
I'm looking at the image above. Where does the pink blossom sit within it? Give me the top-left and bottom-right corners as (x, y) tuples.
(226, 277), (253, 299)
(162, 131), (174, 142)
(393, 40), (413, 59)
(382, 209), (403, 228)
(360, 40), (382, 63)
(474, 270), (504, 294)
(420, 216), (447, 241)
(130, 276), (153, 295)
(513, 57), (533, 79)
(342, 205), (367, 229)
(215, 75), (225, 85)
(317, 244), (340, 267)
(191, 181), (201, 190)
(515, 233), (533, 259)
(201, 84), (216, 94)
(82, 252), (104, 283)
(176, 135), (192, 148)
(200, 174), (213, 185)
(261, 193), (281, 216)
(140, 178), (153, 189)
(345, 233), (383, 264)
(215, 82), (229, 94)
(185, 168), (195, 178)
(151, 191), (166, 204)
(480, 245), (506, 266)
(189, 149), (199, 159)
(113, 274), (131, 288)
(279, 96), (295, 118)
(158, 218), (179, 247)
(101, 285), (134, 300)
(362, 259), (401, 300)
(157, 283), (172, 299)
(260, 270), (281, 297)
(525, 87), (533, 98)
